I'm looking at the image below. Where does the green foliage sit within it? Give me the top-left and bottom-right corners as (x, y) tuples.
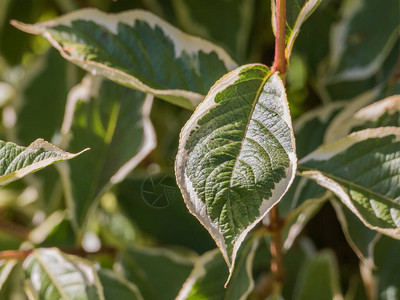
(0, 0), (399, 299)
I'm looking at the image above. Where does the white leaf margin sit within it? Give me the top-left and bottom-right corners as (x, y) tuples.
(330, 198), (381, 268)
(175, 64), (297, 273)
(0, 260), (17, 290)
(57, 75), (156, 229)
(326, 95), (400, 143)
(327, 0), (399, 83)
(285, 0), (323, 62)
(293, 101), (347, 134)
(300, 127), (400, 239)
(0, 139), (88, 187)
(11, 8), (238, 109)
(23, 248), (105, 300)
(271, 0), (323, 62)
(323, 87), (382, 144)
(283, 193), (328, 250)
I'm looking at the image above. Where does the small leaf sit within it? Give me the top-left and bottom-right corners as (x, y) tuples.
(23, 248), (105, 300)
(175, 64), (296, 272)
(177, 237), (259, 300)
(299, 127), (400, 240)
(12, 8), (237, 110)
(118, 246), (195, 300)
(0, 139), (87, 187)
(293, 251), (343, 300)
(58, 76), (156, 228)
(272, 0), (323, 62)
(98, 269), (143, 300)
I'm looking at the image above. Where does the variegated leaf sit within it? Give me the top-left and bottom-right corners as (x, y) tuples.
(23, 248), (104, 300)
(300, 128), (400, 240)
(0, 139), (87, 186)
(175, 64), (296, 272)
(272, 0), (323, 62)
(12, 8), (237, 110)
(326, 0), (399, 83)
(58, 75), (156, 228)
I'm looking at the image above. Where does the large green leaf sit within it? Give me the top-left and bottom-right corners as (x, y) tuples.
(23, 248), (104, 300)
(175, 64), (296, 272)
(326, 0), (399, 83)
(118, 246), (195, 300)
(12, 8), (237, 110)
(177, 237), (260, 300)
(0, 139), (87, 187)
(58, 75), (156, 228)
(97, 269), (143, 300)
(293, 251), (343, 300)
(271, 0), (323, 62)
(172, 0), (255, 62)
(299, 127), (400, 240)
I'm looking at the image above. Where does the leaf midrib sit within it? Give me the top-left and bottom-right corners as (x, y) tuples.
(32, 251), (70, 300)
(228, 72), (272, 189)
(220, 71), (272, 242)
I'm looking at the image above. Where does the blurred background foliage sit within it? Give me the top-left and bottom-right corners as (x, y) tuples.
(0, 0), (399, 299)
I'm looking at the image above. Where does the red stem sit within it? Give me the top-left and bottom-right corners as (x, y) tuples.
(272, 0), (287, 75)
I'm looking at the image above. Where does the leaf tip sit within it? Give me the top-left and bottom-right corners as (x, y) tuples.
(10, 20), (41, 35)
